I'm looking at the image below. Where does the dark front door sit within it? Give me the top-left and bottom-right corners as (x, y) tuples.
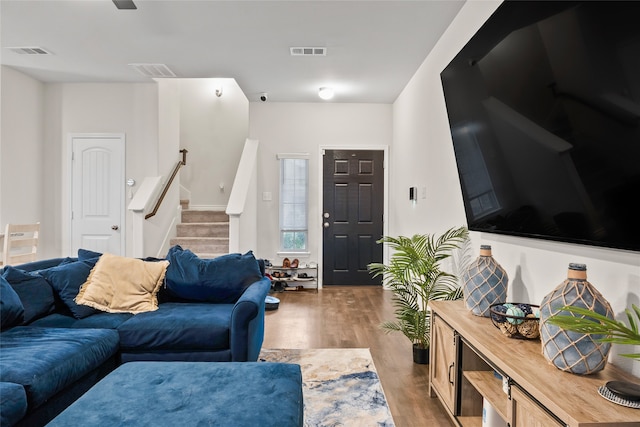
(322, 149), (384, 285)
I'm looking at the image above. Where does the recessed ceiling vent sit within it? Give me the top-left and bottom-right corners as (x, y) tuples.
(128, 63), (176, 78)
(113, 0), (137, 10)
(7, 46), (52, 55)
(290, 47), (326, 56)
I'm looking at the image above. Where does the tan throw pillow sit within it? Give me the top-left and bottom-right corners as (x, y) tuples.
(75, 253), (169, 314)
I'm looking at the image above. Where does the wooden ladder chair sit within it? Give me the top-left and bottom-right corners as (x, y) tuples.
(1, 222), (40, 267)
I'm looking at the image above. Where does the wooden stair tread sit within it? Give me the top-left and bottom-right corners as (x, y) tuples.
(176, 224), (229, 227)
(171, 237), (229, 241)
(174, 203), (230, 255)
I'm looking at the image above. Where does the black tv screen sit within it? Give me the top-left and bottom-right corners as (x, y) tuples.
(441, 0), (640, 252)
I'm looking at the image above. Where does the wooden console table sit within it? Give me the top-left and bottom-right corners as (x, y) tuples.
(429, 300), (640, 427)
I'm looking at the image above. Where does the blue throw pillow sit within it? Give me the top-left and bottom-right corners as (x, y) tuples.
(77, 249), (102, 268)
(78, 248), (102, 261)
(39, 261), (98, 319)
(2, 266), (56, 324)
(165, 246), (263, 303)
(0, 276), (25, 329)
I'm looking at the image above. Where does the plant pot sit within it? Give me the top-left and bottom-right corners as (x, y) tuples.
(413, 344), (430, 364)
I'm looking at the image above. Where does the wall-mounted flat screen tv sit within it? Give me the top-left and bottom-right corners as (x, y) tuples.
(441, 0), (640, 252)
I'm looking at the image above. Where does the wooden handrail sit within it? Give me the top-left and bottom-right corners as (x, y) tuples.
(145, 149), (188, 220)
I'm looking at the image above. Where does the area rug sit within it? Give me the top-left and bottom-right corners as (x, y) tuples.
(259, 348), (395, 427)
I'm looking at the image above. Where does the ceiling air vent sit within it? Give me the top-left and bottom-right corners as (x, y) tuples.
(7, 46), (52, 55)
(113, 0), (137, 10)
(128, 63), (176, 78)
(290, 47), (326, 56)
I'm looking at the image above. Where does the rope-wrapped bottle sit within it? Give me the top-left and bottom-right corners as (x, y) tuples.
(539, 263), (614, 375)
(462, 245), (508, 317)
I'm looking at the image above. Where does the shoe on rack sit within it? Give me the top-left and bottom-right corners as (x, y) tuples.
(282, 258), (291, 268)
(290, 258), (299, 268)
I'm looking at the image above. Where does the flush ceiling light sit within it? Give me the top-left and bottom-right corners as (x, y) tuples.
(318, 87), (334, 100)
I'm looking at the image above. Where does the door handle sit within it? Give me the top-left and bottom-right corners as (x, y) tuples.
(111, 225), (119, 231)
(448, 363), (455, 385)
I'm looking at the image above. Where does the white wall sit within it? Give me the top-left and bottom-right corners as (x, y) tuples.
(393, 0), (639, 376)
(141, 78), (182, 258)
(179, 79), (249, 209)
(44, 82), (159, 257)
(249, 102), (392, 265)
(1, 72), (251, 259)
(0, 67), (48, 254)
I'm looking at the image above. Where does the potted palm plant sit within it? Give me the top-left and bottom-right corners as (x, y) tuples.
(368, 226), (469, 364)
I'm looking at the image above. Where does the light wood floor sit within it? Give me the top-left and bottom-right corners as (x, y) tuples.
(262, 286), (454, 427)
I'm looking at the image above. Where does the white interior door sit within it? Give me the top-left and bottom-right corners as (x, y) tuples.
(71, 134), (125, 255)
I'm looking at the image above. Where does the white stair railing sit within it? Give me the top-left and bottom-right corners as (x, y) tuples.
(226, 138), (259, 253)
(128, 176), (163, 258)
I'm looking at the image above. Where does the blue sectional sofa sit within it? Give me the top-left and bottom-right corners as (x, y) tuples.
(0, 246), (272, 427)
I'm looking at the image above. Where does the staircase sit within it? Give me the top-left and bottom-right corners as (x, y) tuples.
(170, 200), (229, 259)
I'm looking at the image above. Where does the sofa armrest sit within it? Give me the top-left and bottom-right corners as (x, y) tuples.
(229, 277), (270, 361)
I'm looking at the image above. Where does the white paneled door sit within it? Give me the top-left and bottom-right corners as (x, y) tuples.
(71, 134), (125, 255)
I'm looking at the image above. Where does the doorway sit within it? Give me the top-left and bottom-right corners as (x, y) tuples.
(322, 149), (385, 285)
(70, 134), (125, 255)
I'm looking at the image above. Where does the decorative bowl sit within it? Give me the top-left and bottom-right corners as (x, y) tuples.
(490, 303), (540, 340)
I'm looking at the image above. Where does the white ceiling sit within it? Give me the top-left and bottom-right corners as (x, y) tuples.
(0, 0), (465, 103)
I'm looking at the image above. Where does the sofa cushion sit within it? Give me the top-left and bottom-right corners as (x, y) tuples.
(39, 261), (98, 319)
(27, 313), (77, 328)
(72, 312), (134, 329)
(0, 327), (120, 409)
(76, 253), (169, 314)
(0, 276), (24, 329)
(117, 302), (233, 351)
(0, 382), (27, 427)
(165, 246), (262, 303)
(27, 312), (134, 330)
(2, 266), (56, 324)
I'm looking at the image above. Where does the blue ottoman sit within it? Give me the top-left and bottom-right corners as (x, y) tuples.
(46, 361), (303, 427)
